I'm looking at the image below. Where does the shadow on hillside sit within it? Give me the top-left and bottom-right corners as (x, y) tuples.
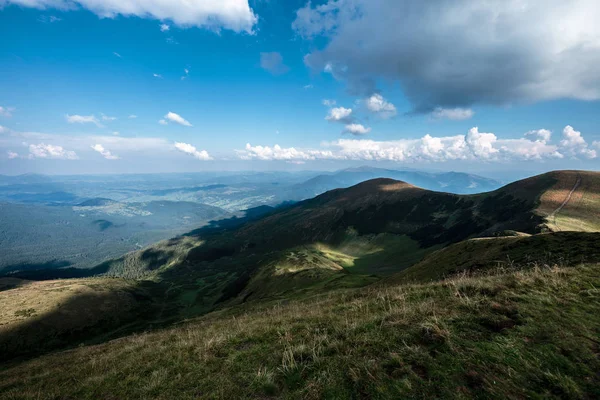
(0, 281), (158, 363)
(0, 262), (111, 281)
(0, 260), (73, 275)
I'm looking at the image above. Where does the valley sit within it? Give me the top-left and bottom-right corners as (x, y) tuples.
(0, 170), (599, 398)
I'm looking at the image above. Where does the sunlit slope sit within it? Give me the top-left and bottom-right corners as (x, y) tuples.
(535, 170), (600, 231)
(391, 231), (600, 284)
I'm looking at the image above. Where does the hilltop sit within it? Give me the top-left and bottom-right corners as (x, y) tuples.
(1, 170), (600, 397)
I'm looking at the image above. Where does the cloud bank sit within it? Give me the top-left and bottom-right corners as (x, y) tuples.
(294, 0), (600, 111)
(237, 126), (594, 163)
(4, 0), (257, 32)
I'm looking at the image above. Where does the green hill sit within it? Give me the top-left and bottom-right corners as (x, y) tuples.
(391, 231), (600, 284)
(2, 170), (600, 386)
(1, 262), (599, 399)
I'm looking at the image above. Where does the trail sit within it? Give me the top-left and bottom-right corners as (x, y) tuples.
(550, 174), (581, 229)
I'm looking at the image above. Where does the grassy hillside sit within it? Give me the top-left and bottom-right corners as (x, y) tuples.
(2, 170), (599, 365)
(0, 277), (158, 360)
(392, 231), (600, 284)
(1, 262), (599, 399)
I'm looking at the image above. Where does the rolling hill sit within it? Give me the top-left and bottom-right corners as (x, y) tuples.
(1, 170), (600, 397)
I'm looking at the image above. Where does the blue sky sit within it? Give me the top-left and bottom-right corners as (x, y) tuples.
(0, 0), (599, 178)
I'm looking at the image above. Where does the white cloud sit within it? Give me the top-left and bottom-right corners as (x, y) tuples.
(174, 142), (212, 160)
(128, 114), (137, 119)
(365, 94), (397, 119)
(524, 129), (552, 143)
(28, 143), (78, 160)
(164, 111), (192, 127)
(112, 131), (120, 136)
(0, 125), (7, 133)
(560, 125), (596, 158)
(1, 129), (175, 164)
(303, 84), (314, 89)
(260, 52), (290, 75)
(7, 151), (19, 159)
(66, 114), (103, 127)
(113, 52), (122, 58)
(237, 143), (335, 161)
(326, 106), (353, 122)
(153, 73), (163, 78)
(344, 123), (371, 135)
(91, 144), (119, 160)
(322, 99), (336, 107)
(295, 0), (600, 111)
(159, 119), (168, 125)
(237, 126), (572, 163)
(6, 0), (257, 33)
(38, 15), (61, 23)
(0, 106), (15, 118)
(160, 23), (170, 32)
(180, 68), (190, 80)
(100, 113), (116, 121)
(432, 107), (474, 121)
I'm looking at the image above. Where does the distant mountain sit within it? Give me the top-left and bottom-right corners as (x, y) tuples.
(287, 166), (502, 200)
(0, 173), (53, 185)
(35, 170), (597, 299)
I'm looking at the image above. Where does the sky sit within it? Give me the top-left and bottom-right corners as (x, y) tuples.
(0, 0), (599, 178)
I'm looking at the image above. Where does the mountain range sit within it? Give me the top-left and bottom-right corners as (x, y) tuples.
(1, 170), (599, 398)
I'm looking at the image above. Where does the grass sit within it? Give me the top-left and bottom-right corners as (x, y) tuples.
(1, 262), (599, 399)
(0, 277), (152, 360)
(392, 231), (600, 284)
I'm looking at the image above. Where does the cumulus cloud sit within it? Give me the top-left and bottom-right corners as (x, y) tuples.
(524, 129), (552, 143)
(5, 0), (257, 33)
(174, 142), (212, 160)
(66, 114), (103, 127)
(294, 0), (600, 111)
(326, 106), (353, 123)
(322, 99), (336, 107)
(237, 143), (335, 161)
(7, 151), (19, 159)
(163, 112), (192, 127)
(28, 143), (78, 160)
(160, 23), (170, 32)
(560, 125), (596, 158)
(432, 107), (474, 121)
(91, 144), (119, 159)
(364, 94), (396, 119)
(0, 106), (15, 118)
(260, 52), (290, 75)
(344, 123), (371, 135)
(236, 126), (587, 163)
